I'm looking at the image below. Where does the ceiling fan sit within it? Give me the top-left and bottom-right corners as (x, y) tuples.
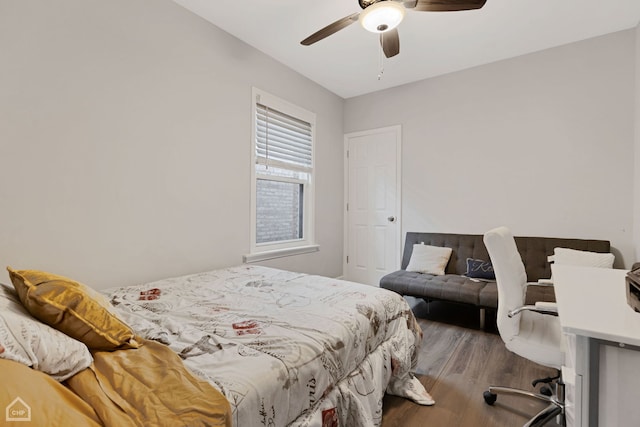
(301, 0), (487, 58)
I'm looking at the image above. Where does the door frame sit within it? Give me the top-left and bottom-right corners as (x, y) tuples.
(343, 125), (403, 281)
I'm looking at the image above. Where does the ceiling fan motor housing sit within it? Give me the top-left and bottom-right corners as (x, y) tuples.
(359, 1), (406, 33)
(358, 0), (379, 9)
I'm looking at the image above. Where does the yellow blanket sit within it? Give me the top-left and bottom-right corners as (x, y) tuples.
(66, 338), (231, 427)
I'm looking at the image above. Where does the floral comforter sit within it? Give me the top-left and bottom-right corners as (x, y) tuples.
(103, 265), (432, 427)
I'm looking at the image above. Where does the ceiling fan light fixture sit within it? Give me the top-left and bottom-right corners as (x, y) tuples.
(359, 1), (405, 33)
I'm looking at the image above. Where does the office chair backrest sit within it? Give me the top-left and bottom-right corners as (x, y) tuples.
(483, 227), (527, 340)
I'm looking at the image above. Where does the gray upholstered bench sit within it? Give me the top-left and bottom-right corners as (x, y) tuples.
(380, 232), (611, 328)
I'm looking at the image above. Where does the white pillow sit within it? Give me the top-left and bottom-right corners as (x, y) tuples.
(0, 284), (93, 381)
(406, 244), (453, 276)
(553, 247), (615, 269)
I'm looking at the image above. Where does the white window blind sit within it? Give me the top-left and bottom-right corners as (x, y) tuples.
(256, 103), (312, 172)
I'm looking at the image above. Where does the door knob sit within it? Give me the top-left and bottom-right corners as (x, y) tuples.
(387, 216), (396, 223)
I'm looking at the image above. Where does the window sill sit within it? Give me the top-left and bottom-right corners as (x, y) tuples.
(243, 244), (320, 263)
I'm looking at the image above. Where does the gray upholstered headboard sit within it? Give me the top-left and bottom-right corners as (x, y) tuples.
(401, 232), (611, 282)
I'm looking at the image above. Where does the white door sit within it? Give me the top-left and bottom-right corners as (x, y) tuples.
(344, 125), (401, 286)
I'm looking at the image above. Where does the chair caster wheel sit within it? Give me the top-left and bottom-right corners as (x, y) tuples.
(483, 391), (497, 405)
(540, 386), (552, 396)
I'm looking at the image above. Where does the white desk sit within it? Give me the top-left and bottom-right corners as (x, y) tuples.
(552, 265), (640, 427)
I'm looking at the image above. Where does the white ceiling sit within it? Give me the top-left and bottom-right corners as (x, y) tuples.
(173, 0), (640, 99)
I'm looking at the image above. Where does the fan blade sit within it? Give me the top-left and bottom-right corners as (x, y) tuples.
(380, 29), (400, 58)
(414, 0), (487, 11)
(300, 12), (360, 46)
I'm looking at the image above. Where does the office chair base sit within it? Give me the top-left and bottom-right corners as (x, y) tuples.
(483, 384), (565, 427)
(483, 390), (497, 405)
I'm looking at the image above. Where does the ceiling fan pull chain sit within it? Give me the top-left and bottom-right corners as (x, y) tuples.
(378, 35), (384, 80)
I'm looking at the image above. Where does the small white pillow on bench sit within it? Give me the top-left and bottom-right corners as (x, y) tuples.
(406, 244), (453, 276)
(553, 247), (614, 269)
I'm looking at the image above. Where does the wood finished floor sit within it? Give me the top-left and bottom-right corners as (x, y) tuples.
(381, 300), (562, 427)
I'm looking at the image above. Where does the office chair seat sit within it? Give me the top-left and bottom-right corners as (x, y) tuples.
(506, 310), (564, 369)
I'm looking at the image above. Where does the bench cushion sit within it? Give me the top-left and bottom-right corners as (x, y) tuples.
(380, 270), (499, 308)
(381, 272), (558, 310)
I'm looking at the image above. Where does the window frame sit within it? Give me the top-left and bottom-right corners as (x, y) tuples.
(245, 88), (318, 262)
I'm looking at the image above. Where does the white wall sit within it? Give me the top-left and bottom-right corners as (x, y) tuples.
(345, 30), (636, 267)
(0, 0), (345, 289)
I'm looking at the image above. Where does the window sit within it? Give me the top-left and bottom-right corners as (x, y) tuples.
(246, 88), (318, 262)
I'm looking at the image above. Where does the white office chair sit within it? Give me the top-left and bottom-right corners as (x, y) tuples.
(483, 227), (565, 427)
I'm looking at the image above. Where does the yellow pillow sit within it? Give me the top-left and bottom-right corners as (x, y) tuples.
(7, 268), (139, 351)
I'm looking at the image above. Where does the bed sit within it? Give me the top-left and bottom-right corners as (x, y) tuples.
(1, 265), (432, 426)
